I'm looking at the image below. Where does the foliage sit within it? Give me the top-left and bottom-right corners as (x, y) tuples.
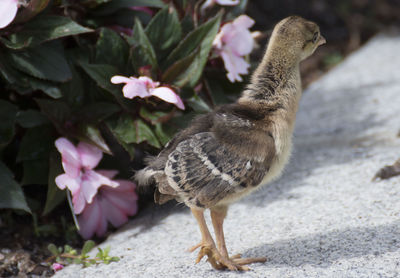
(0, 0), (250, 236)
(47, 240), (120, 268)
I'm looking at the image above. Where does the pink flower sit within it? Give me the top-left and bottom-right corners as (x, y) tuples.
(77, 170), (138, 239)
(213, 15), (255, 82)
(52, 263), (64, 271)
(55, 138), (119, 214)
(0, 0), (19, 29)
(201, 0), (239, 11)
(111, 75), (185, 110)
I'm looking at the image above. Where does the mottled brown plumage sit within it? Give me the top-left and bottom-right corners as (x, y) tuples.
(136, 16), (325, 271)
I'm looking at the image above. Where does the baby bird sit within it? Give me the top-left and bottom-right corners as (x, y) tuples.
(136, 16), (325, 271)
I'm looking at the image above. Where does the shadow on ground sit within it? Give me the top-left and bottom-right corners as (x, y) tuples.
(244, 221), (400, 267)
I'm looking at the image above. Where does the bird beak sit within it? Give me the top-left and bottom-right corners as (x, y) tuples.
(318, 36), (326, 46)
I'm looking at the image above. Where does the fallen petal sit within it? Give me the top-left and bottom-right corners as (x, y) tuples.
(52, 263), (64, 271)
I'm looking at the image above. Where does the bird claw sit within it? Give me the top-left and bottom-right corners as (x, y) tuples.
(189, 244), (266, 271)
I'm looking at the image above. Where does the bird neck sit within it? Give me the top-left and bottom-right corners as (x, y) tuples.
(239, 39), (301, 104)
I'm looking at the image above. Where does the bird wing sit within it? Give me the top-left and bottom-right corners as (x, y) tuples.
(164, 132), (272, 208)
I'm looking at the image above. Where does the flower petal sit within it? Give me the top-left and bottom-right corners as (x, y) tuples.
(106, 179), (136, 192)
(221, 50), (250, 82)
(77, 199), (102, 239)
(226, 29), (254, 56)
(72, 189), (86, 214)
(122, 80), (150, 99)
(103, 189), (138, 216)
(96, 170), (119, 179)
(201, 0), (215, 10)
(110, 75), (133, 84)
(55, 173), (81, 195)
(99, 195), (128, 227)
(81, 170), (119, 204)
(138, 76), (159, 89)
(0, 0), (18, 29)
(95, 213), (108, 238)
(150, 87), (185, 110)
(77, 142), (103, 170)
(55, 138), (81, 178)
(232, 15), (255, 29)
(216, 0), (239, 5)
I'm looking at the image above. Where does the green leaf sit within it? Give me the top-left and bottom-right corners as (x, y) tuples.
(13, 0), (50, 24)
(164, 13), (221, 87)
(0, 161), (31, 213)
(91, 0), (165, 16)
(48, 243), (60, 256)
(130, 18), (157, 71)
(9, 43), (72, 82)
(16, 110), (49, 128)
(0, 100), (18, 148)
(110, 257), (120, 262)
(60, 63), (85, 107)
(187, 94), (212, 113)
(79, 62), (120, 97)
(24, 76), (63, 98)
(4, 15), (93, 49)
(96, 248), (104, 259)
(21, 159), (49, 185)
(42, 151), (66, 215)
(82, 240), (96, 255)
(145, 6), (181, 59)
(154, 123), (174, 146)
(226, 0), (248, 20)
(180, 11), (194, 36)
(81, 125), (112, 154)
(17, 126), (54, 162)
(77, 102), (120, 124)
(0, 52), (24, 84)
(35, 99), (71, 130)
(107, 115), (160, 148)
(165, 13), (221, 64)
(95, 28), (129, 68)
(139, 107), (168, 125)
(162, 47), (200, 86)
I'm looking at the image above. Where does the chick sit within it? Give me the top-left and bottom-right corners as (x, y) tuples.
(136, 16), (325, 271)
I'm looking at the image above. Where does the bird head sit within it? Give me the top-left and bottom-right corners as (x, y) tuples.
(270, 16), (326, 62)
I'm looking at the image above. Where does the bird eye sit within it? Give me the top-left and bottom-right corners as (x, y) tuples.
(312, 32), (319, 43)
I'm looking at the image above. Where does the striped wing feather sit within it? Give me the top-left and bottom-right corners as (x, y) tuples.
(165, 132), (268, 208)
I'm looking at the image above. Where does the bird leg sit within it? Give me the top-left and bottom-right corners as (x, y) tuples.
(189, 208), (241, 270)
(210, 206), (267, 270)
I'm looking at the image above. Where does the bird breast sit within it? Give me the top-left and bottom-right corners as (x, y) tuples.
(259, 118), (294, 187)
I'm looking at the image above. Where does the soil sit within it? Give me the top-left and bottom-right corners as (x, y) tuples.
(1, 0), (400, 277)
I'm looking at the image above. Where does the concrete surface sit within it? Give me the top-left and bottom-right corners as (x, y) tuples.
(55, 32), (400, 278)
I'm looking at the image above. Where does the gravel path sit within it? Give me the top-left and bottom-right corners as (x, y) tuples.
(55, 32), (400, 278)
